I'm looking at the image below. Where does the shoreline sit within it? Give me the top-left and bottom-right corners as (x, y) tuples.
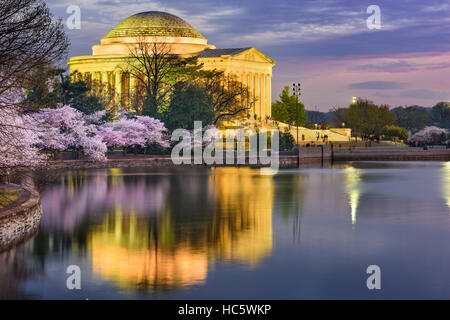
(0, 184), (42, 252)
(38, 147), (450, 170)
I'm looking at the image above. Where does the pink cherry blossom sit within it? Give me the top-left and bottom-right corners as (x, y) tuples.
(0, 107), (46, 170)
(31, 105), (107, 161)
(97, 112), (170, 148)
(410, 126), (449, 143)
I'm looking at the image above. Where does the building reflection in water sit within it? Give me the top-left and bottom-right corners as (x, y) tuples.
(344, 166), (363, 225)
(82, 167), (274, 292)
(89, 208), (209, 291)
(442, 162), (450, 211)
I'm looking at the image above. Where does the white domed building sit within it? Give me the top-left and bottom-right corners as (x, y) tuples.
(68, 11), (276, 125)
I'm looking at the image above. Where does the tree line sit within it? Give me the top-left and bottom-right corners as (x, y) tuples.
(270, 87), (450, 143)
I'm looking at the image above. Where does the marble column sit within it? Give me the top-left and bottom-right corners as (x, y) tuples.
(268, 76), (272, 118)
(114, 70), (122, 103)
(248, 73), (254, 121)
(101, 71), (108, 88)
(260, 74), (265, 121)
(256, 73), (261, 121)
(260, 74), (264, 121)
(265, 74), (270, 120)
(129, 74), (136, 97)
(240, 73), (245, 116)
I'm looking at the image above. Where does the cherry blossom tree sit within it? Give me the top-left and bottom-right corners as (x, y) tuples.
(0, 90), (47, 182)
(0, 107), (46, 181)
(97, 112), (170, 149)
(410, 126), (449, 144)
(1, 102), (170, 182)
(31, 105), (107, 161)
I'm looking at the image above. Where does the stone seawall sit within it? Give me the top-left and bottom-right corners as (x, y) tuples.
(297, 146), (450, 162)
(41, 147), (450, 172)
(0, 185), (42, 251)
(46, 155), (301, 169)
(333, 147), (450, 161)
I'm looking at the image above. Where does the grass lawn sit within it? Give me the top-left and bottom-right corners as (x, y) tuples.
(0, 189), (20, 208)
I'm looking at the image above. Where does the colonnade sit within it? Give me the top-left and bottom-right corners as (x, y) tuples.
(239, 72), (272, 122)
(77, 70), (130, 103)
(76, 70), (272, 123)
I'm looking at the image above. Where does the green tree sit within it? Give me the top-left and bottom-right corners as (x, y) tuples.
(271, 86), (306, 126)
(279, 130), (296, 151)
(162, 82), (215, 132)
(60, 72), (106, 115)
(439, 132), (447, 144)
(381, 125), (408, 141)
(344, 98), (396, 139)
(22, 66), (61, 111)
(24, 69), (111, 116)
(430, 102), (450, 129)
(392, 106), (432, 132)
(272, 100), (289, 123)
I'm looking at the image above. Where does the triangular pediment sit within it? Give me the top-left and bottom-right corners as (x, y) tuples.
(231, 48), (276, 65)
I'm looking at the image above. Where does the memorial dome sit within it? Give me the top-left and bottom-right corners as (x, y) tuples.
(104, 11), (205, 39)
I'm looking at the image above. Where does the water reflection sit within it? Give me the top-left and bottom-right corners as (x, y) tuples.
(273, 173), (305, 241)
(207, 168), (273, 265)
(442, 162), (450, 211)
(344, 167), (363, 225)
(0, 242), (41, 299)
(88, 208), (209, 292)
(40, 169), (170, 231)
(33, 167), (275, 293)
(3, 162), (450, 299)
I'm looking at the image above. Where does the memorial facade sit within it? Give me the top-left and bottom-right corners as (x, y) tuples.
(68, 11), (276, 125)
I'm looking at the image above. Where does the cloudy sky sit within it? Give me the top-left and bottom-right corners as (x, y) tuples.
(47, 0), (450, 111)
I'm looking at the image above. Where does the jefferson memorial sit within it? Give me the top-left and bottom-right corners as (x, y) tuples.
(68, 11), (352, 142)
(68, 11), (276, 125)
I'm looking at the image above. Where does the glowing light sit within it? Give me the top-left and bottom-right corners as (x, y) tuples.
(345, 166), (362, 225)
(349, 190), (359, 225)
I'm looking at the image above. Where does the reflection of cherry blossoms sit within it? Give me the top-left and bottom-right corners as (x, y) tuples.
(40, 170), (170, 232)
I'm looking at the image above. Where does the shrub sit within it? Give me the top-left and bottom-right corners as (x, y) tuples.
(381, 125), (408, 141)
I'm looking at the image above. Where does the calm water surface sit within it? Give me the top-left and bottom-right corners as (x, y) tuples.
(1, 161), (450, 299)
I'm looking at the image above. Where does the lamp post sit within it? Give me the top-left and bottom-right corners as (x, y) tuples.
(292, 83), (301, 147)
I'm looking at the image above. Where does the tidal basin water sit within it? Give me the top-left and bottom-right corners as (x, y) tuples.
(1, 161), (450, 299)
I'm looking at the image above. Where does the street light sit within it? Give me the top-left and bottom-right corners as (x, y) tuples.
(292, 83), (301, 148)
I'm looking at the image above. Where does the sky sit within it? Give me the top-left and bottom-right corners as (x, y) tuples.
(46, 0), (450, 111)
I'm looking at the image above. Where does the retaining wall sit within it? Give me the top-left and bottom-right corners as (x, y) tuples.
(0, 185), (42, 251)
